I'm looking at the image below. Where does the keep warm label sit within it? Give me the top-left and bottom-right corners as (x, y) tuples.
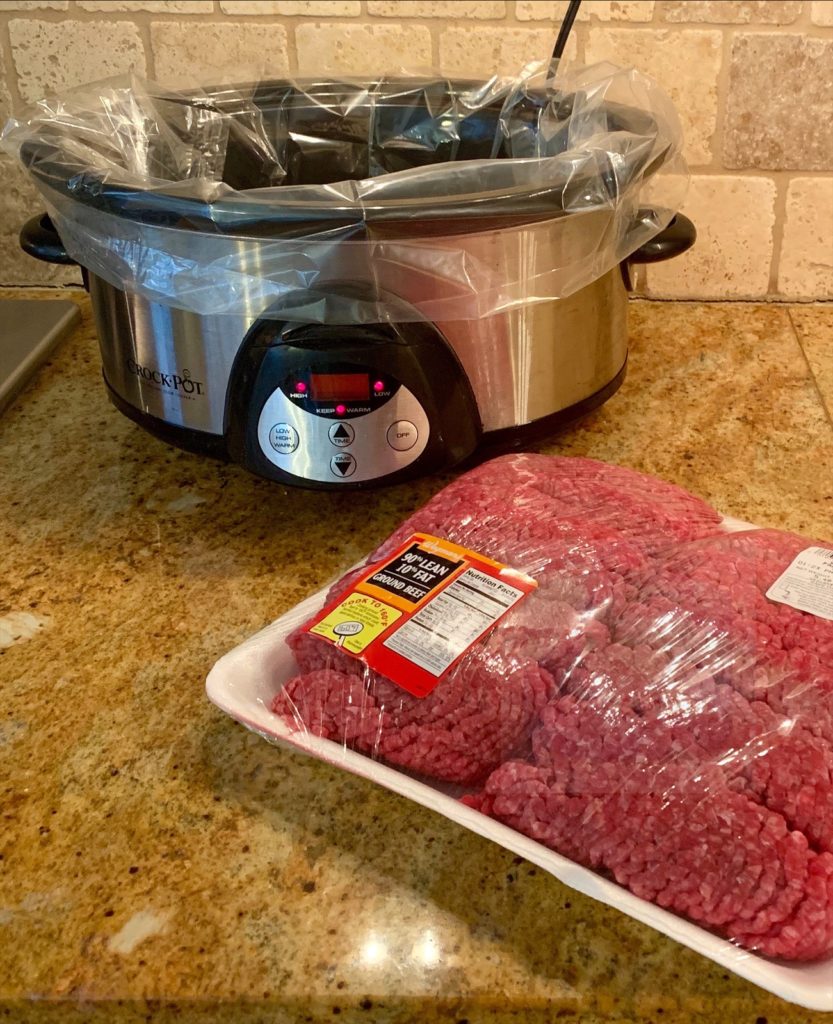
(766, 547), (833, 622)
(304, 534), (537, 697)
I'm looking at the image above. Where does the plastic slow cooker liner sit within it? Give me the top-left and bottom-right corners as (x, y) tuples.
(207, 454), (833, 1009)
(2, 61), (687, 323)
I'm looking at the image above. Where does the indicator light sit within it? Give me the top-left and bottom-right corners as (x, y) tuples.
(373, 380), (385, 393)
(295, 381), (307, 393)
(335, 403), (347, 415)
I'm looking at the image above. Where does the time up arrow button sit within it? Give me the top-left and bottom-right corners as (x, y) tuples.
(328, 421), (355, 447)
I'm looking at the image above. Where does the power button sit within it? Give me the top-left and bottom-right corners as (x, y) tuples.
(386, 420), (418, 452)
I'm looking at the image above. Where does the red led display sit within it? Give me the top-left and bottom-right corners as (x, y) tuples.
(309, 373), (370, 402)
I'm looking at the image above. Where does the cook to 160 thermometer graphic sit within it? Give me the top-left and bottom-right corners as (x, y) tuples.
(333, 620), (363, 647)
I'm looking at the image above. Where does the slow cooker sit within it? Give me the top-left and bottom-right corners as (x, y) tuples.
(13, 73), (694, 490)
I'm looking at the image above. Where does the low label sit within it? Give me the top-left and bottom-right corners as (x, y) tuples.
(304, 534), (537, 697)
(766, 546), (833, 622)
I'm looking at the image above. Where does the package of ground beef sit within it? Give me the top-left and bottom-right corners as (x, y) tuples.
(207, 454), (833, 1009)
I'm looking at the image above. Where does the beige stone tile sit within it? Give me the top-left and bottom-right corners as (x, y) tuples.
(662, 1), (801, 22)
(724, 34), (833, 171)
(516, 0), (654, 20)
(811, 0), (833, 25)
(790, 305), (833, 419)
(0, 41), (11, 124)
(440, 25), (575, 77)
(151, 21), (289, 86)
(643, 175), (775, 299)
(9, 19), (146, 103)
(369, 0), (504, 15)
(778, 178), (833, 300)
(220, 0), (359, 12)
(0, 1), (66, 9)
(297, 22), (432, 75)
(0, 156), (83, 286)
(585, 27), (721, 166)
(79, 0), (212, 11)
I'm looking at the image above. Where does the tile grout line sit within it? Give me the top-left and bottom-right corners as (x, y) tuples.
(786, 305), (833, 433)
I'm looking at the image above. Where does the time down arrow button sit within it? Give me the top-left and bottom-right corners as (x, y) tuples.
(330, 453), (356, 478)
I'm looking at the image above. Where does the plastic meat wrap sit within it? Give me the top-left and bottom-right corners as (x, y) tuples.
(2, 62), (687, 323)
(209, 454), (833, 975)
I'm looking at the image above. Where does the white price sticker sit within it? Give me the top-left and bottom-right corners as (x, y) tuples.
(766, 547), (833, 621)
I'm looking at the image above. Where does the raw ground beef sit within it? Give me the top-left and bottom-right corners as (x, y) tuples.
(550, 645), (833, 855)
(277, 453), (711, 781)
(370, 453), (722, 568)
(273, 647), (555, 785)
(615, 529), (833, 661)
(614, 530), (833, 741)
(270, 454), (833, 960)
(465, 759), (833, 961)
(281, 575), (610, 784)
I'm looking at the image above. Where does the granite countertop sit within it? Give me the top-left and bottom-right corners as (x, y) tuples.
(1, 291), (832, 1024)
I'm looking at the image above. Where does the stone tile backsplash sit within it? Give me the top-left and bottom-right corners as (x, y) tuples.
(296, 20), (432, 73)
(0, 155), (81, 285)
(584, 26), (722, 165)
(9, 17), (145, 101)
(440, 24), (573, 75)
(661, 1), (802, 23)
(516, 1), (655, 21)
(643, 175), (777, 299)
(724, 33), (833, 171)
(778, 178), (833, 299)
(0, 0), (829, 299)
(150, 20), (290, 82)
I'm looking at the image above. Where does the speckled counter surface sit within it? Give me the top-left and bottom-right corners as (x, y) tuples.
(1, 292), (832, 1024)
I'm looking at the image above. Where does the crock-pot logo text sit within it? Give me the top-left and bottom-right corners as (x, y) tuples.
(126, 359), (204, 398)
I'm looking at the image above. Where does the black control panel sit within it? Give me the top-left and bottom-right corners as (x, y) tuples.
(225, 318), (482, 489)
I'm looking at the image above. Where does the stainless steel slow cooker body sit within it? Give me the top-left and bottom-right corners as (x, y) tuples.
(18, 77), (695, 489)
(87, 257), (629, 440)
(34, 247), (683, 488)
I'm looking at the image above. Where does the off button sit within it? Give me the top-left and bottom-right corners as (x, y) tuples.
(269, 423), (299, 454)
(387, 420), (418, 451)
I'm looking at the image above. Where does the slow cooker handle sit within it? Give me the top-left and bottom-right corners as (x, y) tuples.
(628, 213), (696, 264)
(20, 213), (76, 265)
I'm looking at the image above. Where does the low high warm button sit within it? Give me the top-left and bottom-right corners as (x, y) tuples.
(387, 420), (418, 452)
(269, 423), (299, 454)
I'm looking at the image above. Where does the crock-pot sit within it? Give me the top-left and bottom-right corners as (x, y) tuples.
(13, 73), (695, 490)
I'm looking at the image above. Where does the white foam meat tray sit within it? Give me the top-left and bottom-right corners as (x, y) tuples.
(207, 524), (833, 1011)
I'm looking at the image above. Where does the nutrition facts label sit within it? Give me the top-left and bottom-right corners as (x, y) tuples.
(382, 567), (526, 676)
(767, 546), (833, 621)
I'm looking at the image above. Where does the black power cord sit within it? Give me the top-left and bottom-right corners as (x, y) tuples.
(552, 0), (582, 62)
